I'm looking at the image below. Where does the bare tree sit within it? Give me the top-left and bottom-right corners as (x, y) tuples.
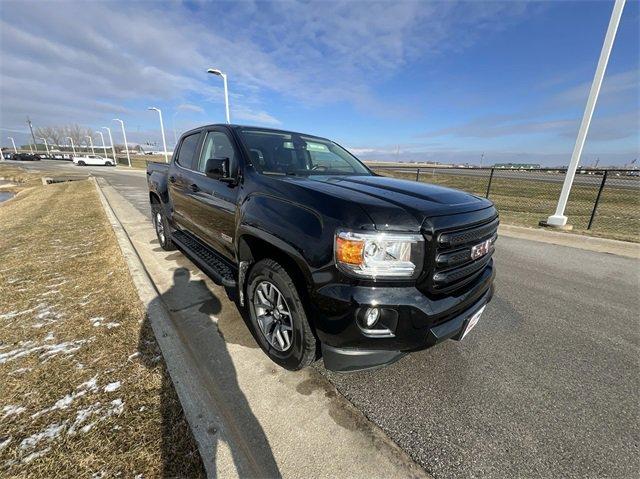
(34, 126), (64, 146)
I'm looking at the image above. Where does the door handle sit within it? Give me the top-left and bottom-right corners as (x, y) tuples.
(169, 176), (177, 183)
(189, 183), (199, 192)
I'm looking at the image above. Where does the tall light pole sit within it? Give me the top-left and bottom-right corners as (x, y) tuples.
(207, 68), (230, 124)
(86, 135), (95, 155)
(148, 107), (169, 162)
(97, 131), (107, 158)
(102, 127), (117, 165)
(113, 119), (131, 167)
(8, 137), (17, 153)
(39, 137), (50, 157)
(546, 0), (626, 228)
(66, 137), (76, 155)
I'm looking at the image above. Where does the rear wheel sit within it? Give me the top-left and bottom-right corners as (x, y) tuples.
(105, 161), (113, 166)
(78, 160), (86, 166)
(151, 201), (176, 251)
(247, 259), (316, 370)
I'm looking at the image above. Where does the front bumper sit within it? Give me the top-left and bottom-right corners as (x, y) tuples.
(312, 261), (494, 372)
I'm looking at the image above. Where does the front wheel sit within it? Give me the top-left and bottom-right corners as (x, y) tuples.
(77, 161), (86, 166)
(247, 259), (316, 370)
(151, 201), (176, 251)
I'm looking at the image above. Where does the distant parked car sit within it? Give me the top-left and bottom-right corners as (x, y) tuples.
(51, 153), (72, 161)
(73, 155), (114, 166)
(2, 152), (13, 160)
(12, 153), (40, 161)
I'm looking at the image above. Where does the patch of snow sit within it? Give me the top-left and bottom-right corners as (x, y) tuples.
(127, 352), (140, 361)
(90, 317), (120, 329)
(0, 339), (88, 364)
(44, 331), (55, 341)
(22, 447), (51, 463)
(40, 289), (60, 297)
(103, 381), (121, 393)
(78, 375), (99, 393)
(3, 405), (26, 418)
(9, 367), (31, 375)
(0, 437), (12, 451)
(90, 317), (105, 327)
(68, 403), (102, 436)
(20, 422), (67, 450)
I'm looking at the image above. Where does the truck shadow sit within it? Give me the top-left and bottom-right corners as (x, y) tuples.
(139, 267), (281, 478)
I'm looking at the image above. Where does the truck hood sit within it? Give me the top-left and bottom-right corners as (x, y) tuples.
(282, 174), (494, 231)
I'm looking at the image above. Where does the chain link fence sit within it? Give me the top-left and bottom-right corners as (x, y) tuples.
(370, 166), (640, 242)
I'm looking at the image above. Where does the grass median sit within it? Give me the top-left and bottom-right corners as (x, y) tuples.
(0, 166), (205, 477)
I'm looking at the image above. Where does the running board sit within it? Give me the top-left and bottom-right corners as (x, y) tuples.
(171, 230), (237, 288)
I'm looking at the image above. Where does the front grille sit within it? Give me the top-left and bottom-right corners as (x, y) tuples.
(422, 216), (498, 294)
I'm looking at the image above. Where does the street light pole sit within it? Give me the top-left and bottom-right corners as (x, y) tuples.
(148, 107), (169, 162)
(546, 0), (626, 227)
(102, 127), (117, 165)
(207, 68), (231, 124)
(40, 137), (50, 157)
(66, 137), (76, 155)
(8, 137), (17, 153)
(113, 119), (131, 167)
(97, 131), (107, 158)
(86, 136), (95, 155)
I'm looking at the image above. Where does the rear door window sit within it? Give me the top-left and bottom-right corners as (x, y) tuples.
(175, 132), (201, 170)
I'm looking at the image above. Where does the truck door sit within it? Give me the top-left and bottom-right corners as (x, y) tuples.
(168, 130), (203, 232)
(189, 127), (240, 261)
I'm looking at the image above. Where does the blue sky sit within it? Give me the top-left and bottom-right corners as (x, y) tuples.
(0, 0), (638, 166)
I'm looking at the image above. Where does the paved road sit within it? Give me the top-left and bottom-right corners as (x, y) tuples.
(8, 160), (640, 478)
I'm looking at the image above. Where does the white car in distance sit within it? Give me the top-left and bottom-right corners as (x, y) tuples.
(73, 155), (115, 166)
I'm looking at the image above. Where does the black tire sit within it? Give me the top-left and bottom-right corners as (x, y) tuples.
(105, 161), (113, 166)
(151, 201), (176, 251)
(78, 161), (86, 166)
(246, 259), (316, 370)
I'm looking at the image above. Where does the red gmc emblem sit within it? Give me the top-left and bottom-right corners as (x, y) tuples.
(470, 239), (492, 260)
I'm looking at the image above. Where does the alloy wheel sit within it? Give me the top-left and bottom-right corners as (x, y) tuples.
(253, 281), (293, 351)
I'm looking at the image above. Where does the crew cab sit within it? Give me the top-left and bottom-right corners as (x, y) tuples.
(147, 124), (497, 372)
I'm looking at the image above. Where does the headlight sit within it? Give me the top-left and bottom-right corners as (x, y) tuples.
(335, 230), (424, 279)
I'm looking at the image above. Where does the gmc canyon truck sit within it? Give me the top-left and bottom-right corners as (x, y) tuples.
(147, 124), (497, 372)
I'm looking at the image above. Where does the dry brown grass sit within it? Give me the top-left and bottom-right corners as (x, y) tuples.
(0, 177), (204, 477)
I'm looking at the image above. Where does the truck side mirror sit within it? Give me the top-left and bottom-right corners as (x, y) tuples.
(205, 157), (230, 180)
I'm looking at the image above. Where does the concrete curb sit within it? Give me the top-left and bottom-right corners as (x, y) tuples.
(92, 177), (430, 479)
(498, 223), (639, 259)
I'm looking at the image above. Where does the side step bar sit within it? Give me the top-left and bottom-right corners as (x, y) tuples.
(171, 230), (237, 288)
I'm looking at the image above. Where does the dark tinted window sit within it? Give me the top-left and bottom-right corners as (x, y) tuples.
(197, 131), (237, 173)
(175, 132), (200, 170)
(237, 128), (370, 176)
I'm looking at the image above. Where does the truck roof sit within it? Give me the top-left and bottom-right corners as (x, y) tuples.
(180, 124), (330, 143)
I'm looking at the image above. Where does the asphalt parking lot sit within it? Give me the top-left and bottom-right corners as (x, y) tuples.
(9, 160), (640, 478)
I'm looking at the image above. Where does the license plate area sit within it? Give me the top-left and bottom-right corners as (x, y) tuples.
(461, 305), (485, 340)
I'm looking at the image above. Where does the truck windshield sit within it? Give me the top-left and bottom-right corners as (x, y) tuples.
(237, 128), (371, 177)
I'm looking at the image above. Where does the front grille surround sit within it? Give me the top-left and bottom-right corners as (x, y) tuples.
(420, 215), (499, 295)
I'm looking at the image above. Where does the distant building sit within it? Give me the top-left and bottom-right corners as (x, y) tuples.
(493, 163), (541, 169)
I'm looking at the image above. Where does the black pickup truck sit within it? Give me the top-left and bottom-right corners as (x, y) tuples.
(147, 124), (497, 372)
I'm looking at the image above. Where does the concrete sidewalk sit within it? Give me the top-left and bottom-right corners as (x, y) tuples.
(498, 223), (639, 258)
(94, 177), (428, 479)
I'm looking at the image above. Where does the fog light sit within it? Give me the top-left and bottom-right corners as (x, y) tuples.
(364, 307), (380, 327)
